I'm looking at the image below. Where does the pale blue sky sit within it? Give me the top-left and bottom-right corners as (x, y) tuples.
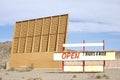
(0, 0), (120, 50)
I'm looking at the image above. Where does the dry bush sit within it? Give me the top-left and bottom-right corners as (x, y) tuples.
(7, 67), (15, 71)
(0, 64), (4, 69)
(103, 74), (109, 79)
(5, 72), (9, 75)
(95, 74), (109, 79)
(34, 77), (42, 80)
(7, 66), (33, 72)
(0, 77), (2, 80)
(27, 77), (42, 80)
(72, 75), (77, 78)
(95, 75), (102, 79)
(21, 76), (25, 79)
(16, 66), (33, 72)
(27, 78), (34, 80)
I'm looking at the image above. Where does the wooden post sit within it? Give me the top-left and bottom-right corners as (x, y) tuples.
(83, 40), (85, 72)
(103, 60), (105, 72)
(83, 61), (85, 72)
(103, 40), (105, 72)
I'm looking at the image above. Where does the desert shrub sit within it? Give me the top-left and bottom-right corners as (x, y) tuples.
(72, 75), (77, 78)
(5, 72), (9, 75)
(17, 66), (33, 72)
(27, 78), (34, 80)
(103, 74), (109, 79)
(21, 76), (24, 79)
(95, 75), (102, 79)
(0, 64), (4, 69)
(27, 77), (42, 80)
(0, 77), (2, 80)
(7, 66), (33, 72)
(34, 77), (42, 80)
(7, 67), (15, 71)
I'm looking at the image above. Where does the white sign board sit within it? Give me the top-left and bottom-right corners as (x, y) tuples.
(63, 66), (104, 72)
(63, 43), (104, 47)
(53, 51), (115, 61)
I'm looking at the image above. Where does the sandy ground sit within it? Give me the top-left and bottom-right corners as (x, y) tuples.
(0, 68), (120, 80)
(0, 58), (120, 80)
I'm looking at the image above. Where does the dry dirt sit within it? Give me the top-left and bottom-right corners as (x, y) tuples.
(0, 68), (120, 80)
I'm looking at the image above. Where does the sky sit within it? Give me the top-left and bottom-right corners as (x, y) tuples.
(0, 0), (120, 50)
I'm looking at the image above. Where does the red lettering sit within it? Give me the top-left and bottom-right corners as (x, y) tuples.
(61, 52), (80, 59)
(71, 52), (75, 59)
(62, 53), (66, 59)
(66, 52), (71, 59)
(76, 52), (80, 59)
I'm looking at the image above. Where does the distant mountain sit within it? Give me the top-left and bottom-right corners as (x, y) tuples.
(116, 51), (120, 58)
(0, 41), (11, 65)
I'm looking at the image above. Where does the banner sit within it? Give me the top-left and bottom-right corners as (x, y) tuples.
(53, 51), (115, 61)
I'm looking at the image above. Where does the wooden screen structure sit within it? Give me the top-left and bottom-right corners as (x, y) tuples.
(9, 14), (68, 68)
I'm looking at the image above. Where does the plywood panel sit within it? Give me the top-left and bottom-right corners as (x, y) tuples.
(9, 52), (62, 68)
(27, 20), (35, 36)
(49, 35), (57, 52)
(12, 14), (68, 53)
(59, 15), (68, 33)
(20, 21), (28, 37)
(25, 37), (33, 53)
(33, 36), (41, 52)
(18, 38), (26, 53)
(40, 35), (49, 52)
(57, 34), (65, 51)
(12, 38), (19, 53)
(35, 19), (43, 36)
(50, 16), (59, 34)
(14, 22), (21, 38)
(42, 17), (51, 35)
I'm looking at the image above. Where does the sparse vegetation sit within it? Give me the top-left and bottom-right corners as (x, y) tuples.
(21, 76), (25, 79)
(0, 77), (2, 80)
(34, 77), (42, 80)
(95, 74), (109, 79)
(5, 72), (9, 75)
(7, 67), (15, 71)
(7, 66), (33, 72)
(27, 78), (34, 80)
(103, 74), (109, 79)
(17, 66), (33, 72)
(95, 75), (102, 79)
(27, 77), (42, 80)
(0, 64), (4, 69)
(72, 75), (77, 78)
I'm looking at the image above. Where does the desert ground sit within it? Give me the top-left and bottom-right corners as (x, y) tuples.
(0, 68), (120, 80)
(0, 58), (120, 80)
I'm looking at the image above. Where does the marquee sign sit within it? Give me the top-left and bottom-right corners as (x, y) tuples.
(53, 51), (115, 61)
(54, 42), (116, 72)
